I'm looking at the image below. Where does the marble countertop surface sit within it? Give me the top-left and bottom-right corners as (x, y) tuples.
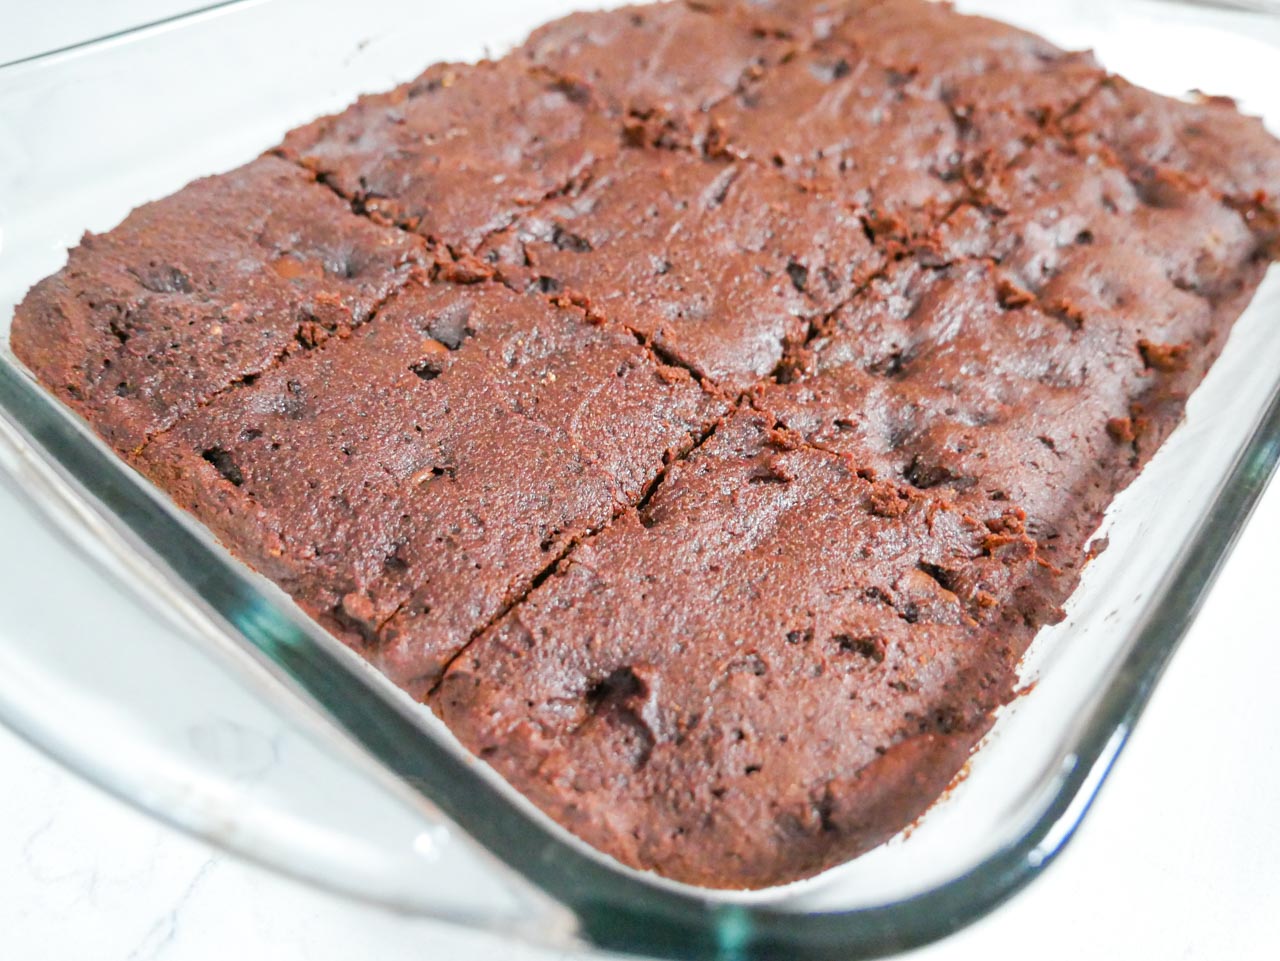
(3, 4), (1279, 959)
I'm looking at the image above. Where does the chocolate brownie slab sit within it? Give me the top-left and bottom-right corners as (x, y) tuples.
(140, 281), (723, 696)
(481, 149), (881, 389)
(279, 59), (619, 251)
(9, 156), (427, 453)
(435, 410), (1039, 888)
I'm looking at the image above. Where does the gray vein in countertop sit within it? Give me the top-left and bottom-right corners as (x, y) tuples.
(125, 858), (218, 961)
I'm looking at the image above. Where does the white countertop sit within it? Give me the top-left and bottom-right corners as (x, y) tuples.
(3, 4), (1279, 959)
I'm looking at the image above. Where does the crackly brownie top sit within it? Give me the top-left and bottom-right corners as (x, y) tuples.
(11, 0), (1280, 892)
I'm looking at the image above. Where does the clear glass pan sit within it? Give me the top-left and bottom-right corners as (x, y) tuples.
(1, 1), (1278, 957)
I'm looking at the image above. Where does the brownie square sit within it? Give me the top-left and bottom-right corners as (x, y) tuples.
(697, 0), (874, 44)
(9, 156), (427, 453)
(139, 280), (723, 696)
(756, 259), (1141, 579)
(708, 44), (965, 235)
(435, 410), (1036, 887)
(481, 149), (881, 389)
(827, 0), (1087, 95)
(932, 137), (1267, 436)
(1061, 77), (1280, 249)
(518, 1), (794, 144)
(279, 58), (621, 251)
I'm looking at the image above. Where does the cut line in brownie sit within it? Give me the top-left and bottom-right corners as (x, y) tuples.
(434, 410), (1041, 888)
(9, 156), (428, 454)
(279, 58), (622, 252)
(480, 149), (883, 390)
(138, 279), (725, 697)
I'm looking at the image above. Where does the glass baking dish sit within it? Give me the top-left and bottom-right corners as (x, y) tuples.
(1, 0), (1278, 956)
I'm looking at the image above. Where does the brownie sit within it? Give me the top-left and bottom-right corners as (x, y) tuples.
(1060, 78), (1280, 251)
(755, 260), (1158, 584)
(518, 1), (794, 145)
(481, 149), (881, 389)
(279, 58), (620, 251)
(755, 136), (1267, 573)
(10, 0), (1280, 891)
(933, 137), (1267, 444)
(704, 2), (1106, 237)
(435, 410), (1037, 888)
(139, 280), (723, 696)
(825, 0), (1093, 96)
(708, 43), (966, 236)
(9, 156), (427, 453)
(698, 0), (875, 43)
